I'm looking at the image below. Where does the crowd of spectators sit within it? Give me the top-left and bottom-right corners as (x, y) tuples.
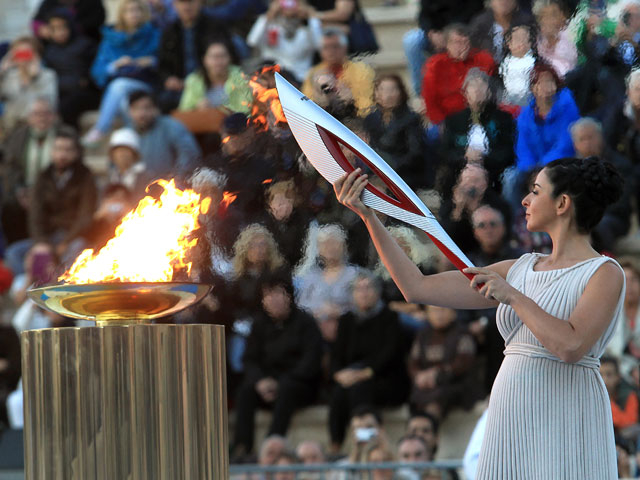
(0, 0), (639, 477)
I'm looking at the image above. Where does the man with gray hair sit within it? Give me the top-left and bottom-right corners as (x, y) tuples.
(302, 28), (375, 117)
(570, 117), (632, 251)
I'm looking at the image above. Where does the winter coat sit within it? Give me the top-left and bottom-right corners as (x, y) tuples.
(43, 34), (96, 93)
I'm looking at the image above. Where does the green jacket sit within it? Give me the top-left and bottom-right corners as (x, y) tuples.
(178, 65), (252, 113)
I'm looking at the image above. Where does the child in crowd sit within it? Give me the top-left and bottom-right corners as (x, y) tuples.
(499, 24), (536, 110)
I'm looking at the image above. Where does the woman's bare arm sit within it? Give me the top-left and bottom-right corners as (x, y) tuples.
(335, 170), (515, 310)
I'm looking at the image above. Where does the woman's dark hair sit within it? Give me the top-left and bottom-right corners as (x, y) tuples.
(374, 73), (409, 108)
(529, 60), (562, 90)
(543, 157), (624, 234)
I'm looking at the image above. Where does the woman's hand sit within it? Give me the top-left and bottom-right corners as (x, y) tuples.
(464, 267), (522, 305)
(334, 169), (373, 220)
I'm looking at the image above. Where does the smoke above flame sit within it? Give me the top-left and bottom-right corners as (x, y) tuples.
(59, 180), (211, 284)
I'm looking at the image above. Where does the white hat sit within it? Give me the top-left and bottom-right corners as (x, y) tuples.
(109, 128), (141, 155)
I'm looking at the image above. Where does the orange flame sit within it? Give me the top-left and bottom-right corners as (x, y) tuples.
(222, 136), (230, 144)
(262, 178), (273, 185)
(220, 191), (238, 209)
(59, 180), (211, 284)
(249, 65), (287, 131)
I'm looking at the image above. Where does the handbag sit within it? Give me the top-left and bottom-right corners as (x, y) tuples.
(348, 8), (379, 55)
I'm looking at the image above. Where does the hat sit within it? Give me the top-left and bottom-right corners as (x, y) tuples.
(223, 113), (249, 135)
(109, 128), (141, 155)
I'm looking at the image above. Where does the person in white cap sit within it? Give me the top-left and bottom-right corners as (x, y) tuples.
(108, 127), (153, 199)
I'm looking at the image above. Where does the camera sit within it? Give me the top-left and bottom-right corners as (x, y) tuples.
(355, 427), (378, 443)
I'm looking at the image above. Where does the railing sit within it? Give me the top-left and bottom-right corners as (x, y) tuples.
(229, 460), (464, 479)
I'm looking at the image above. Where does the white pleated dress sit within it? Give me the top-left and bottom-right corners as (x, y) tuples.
(475, 253), (625, 480)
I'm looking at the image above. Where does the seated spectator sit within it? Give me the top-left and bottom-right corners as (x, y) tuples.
(396, 435), (453, 480)
(570, 117), (632, 251)
(296, 439), (326, 464)
(247, 0), (323, 83)
(601, 356), (639, 431)
(469, 0), (533, 62)
(274, 451), (299, 480)
(509, 62), (579, 206)
(226, 225), (287, 381)
(84, 0), (161, 145)
(156, 0), (233, 112)
(206, 113), (278, 218)
(5, 126), (97, 275)
(128, 90), (201, 178)
(363, 439), (395, 480)
(232, 269), (323, 457)
(296, 224), (359, 329)
(441, 68), (515, 191)
(108, 128), (154, 199)
(0, 36), (58, 132)
(408, 304), (478, 420)
(302, 28), (375, 117)
(178, 37), (251, 113)
(499, 24), (536, 108)
(258, 435), (290, 467)
(406, 412), (439, 460)
(32, 0), (106, 42)
(438, 163), (512, 254)
(260, 179), (311, 268)
(0, 97), (58, 245)
(42, 9), (99, 127)
(328, 271), (409, 450)
(533, 0), (577, 78)
(363, 74), (428, 189)
(331, 405), (388, 463)
(421, 23), (495, 126)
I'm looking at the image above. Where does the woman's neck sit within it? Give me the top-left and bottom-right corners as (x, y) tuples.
(124, 23), (140, 33)
(494, 12), (512, 29)
(545, 228), (597, 267)
(536, 98), (553, 117)
(208, 70), (229, 86)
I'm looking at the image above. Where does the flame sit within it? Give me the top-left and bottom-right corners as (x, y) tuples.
(59, 180), (211, 284)
(262, 178), (273, 185)
(249, 65), (287, 131)
(220, 191), (238, 209)
(222, 136), (230, 144)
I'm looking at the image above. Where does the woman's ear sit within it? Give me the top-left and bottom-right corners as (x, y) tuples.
(556, 193), (572, 216)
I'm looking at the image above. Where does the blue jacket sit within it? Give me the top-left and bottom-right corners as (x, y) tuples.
(91, 22), (160, 87)
(515, 88), (580, 172)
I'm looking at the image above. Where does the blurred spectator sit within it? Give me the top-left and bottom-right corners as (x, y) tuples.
(128, 90), (201, 178)
(260, 179), (311, 268)
(296, 224), (358, 333)
(232, 269), (323, 456)
(569, 117), (632, 252)
(156, 0), (233, 112)
(363, 74), (428, 189)
(509, 62), (579, 206)
(614, 3), (640, 67)
(601, 356), (639, 431)
(258, 435), (290, 467)
(328, 271), (409, 450)
(469, 0), (533, 62)
(363, 439), (395, 480)
(438, 163), (512, 254)
(533, 0), (577, 78)
(206, 113), (278, 218)
(499, 24), (536, 108)
(296, 440), (326, 464)
(408, 305), (478, 421)
(84, 0), (161, 145)
(406, 412), (439, 460)
(0, 322), (20, 428)
(608, 258), (640, 358)
(178, 37), (252, 113)
(0, 36), (58, 132)
(5, 126), (97, 275)
(226, 224), (287, 380)
(397, 435), (429, 463)
(402, 0), (483, 95)
(274, 451), (299, 480)
(0, 97), (57, 245)
(42, 9), (99, 127)
(440, 68), (515, 192)
(81, 184), (133, 251)
(302, 28), (375, 117)
(466, 204), (524, 394)
(331, 405), (387, 465)
(421, 24), (495, 126)
(32, 0), (106, 42)
(108, 128), (153, 199)
(247, 0), (323, 83)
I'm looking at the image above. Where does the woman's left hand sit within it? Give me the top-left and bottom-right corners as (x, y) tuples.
(463, 267), (522, 305)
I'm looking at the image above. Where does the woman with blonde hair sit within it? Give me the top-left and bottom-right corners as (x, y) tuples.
(84, 0), (160, 145)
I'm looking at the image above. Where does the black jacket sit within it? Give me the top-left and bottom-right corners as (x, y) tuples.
(34, 0), (105, 41)
(419, 0), (483, 32)
(242, 307), (323, 385)
(157, 14), (233, 82)
(441, 103), (516, 190)
(43, 35), (97, 93)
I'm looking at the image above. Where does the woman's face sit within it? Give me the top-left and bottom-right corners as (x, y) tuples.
(49, 18), (71, 44)
(375, 79), (402, 110)
(507, 26), (531, 57)
(317, 236), (345, 264)
(521, 169), (559, 232)
(203, 43), (231, 77)
(464, 78), (489, 108)
(532, 71), (558, 103)
(247, 234), (270, 266)
(537, 4), (566, 38)
(123, 2), (144, 29)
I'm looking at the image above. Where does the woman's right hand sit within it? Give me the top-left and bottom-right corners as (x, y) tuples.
(334, 169), (373, 220)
